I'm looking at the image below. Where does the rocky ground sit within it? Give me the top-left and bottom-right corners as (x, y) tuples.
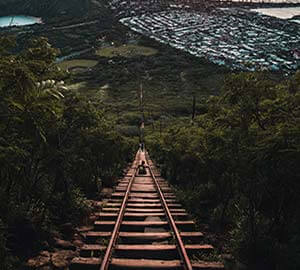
(25, 188), (113, 270)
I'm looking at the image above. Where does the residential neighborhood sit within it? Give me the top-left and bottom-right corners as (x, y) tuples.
(118, 7), (300, 72)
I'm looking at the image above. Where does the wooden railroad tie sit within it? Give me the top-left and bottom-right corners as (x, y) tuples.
(70, 150), (224, 270)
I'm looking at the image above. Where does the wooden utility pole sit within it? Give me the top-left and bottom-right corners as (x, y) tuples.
(159, 118), (162, 138)
(139, 81), (145, 144)
(192, 94), (196, 121)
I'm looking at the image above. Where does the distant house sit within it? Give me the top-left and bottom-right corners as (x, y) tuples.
(292, 49), (300, 60)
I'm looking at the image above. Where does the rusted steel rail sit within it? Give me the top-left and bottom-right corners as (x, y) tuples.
(100, 151), (141, 270)
(71, 150), (224, 270)
(145, 153), (193, 270)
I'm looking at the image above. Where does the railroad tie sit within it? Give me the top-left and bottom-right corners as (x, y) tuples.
(70, 150), (224, 270)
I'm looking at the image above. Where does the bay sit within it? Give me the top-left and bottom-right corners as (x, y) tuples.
(0, 15), (41, 27)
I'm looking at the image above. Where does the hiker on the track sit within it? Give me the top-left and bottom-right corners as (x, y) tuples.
(138, 160), (147, 175)
(139, 142), (144, 152)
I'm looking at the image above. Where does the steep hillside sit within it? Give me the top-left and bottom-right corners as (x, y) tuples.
(0, 0), (95, 18)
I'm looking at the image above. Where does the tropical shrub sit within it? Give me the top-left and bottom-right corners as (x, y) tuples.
(0, 36), (134, 267)
(146, 72), (300, 269)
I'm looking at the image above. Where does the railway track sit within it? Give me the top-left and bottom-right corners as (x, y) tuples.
(71, 150), (224, 270)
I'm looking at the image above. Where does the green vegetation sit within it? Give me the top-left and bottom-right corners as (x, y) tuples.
(0, 0), (95, 19)
(1, 20), (298, 270)
(65, 33), (230, 137)
(57, 59), (98, 71)
(0, 36), (135, 269)
(96, 44), (158, 58)
(146, 71), (300, 270)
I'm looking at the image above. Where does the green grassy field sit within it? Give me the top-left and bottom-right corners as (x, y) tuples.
(57, 59), (98, 70)
(96, 44), (158, 58)
(63, 33), (230, 137)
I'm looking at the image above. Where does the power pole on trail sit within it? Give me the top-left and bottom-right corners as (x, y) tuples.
(192, 94), (196, 123)
(139, 81), (145, 145)
(138, 68), (151, 147)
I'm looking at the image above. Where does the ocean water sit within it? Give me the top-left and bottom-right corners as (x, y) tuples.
(252, 7), (300, 20)
(0, 15), (41, 27)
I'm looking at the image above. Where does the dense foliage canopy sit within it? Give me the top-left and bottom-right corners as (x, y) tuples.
(1, 33), (299, 270)
(147, 72), (300, 269)
(0, 36), (134, 269)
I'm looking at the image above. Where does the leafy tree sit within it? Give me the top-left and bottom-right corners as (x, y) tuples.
(0, 36), (134, 268)
(146, 71), (300, 269)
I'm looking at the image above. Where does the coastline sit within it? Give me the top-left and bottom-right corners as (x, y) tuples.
(0, 15), (43, 28)
(251, 6), (300, 20)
